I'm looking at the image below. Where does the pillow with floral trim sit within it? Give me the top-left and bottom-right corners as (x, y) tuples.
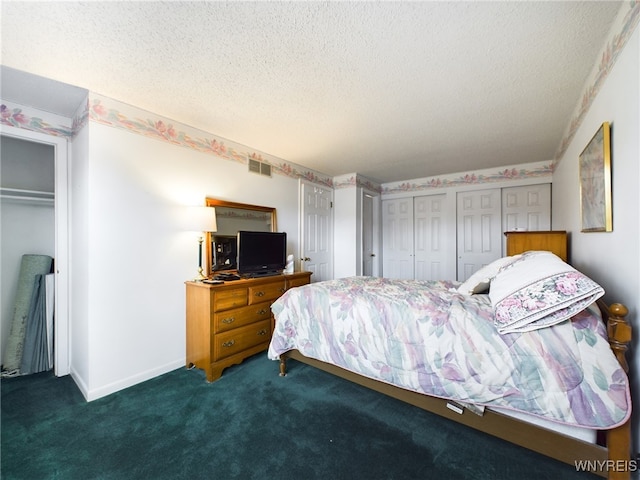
(489, 251), (604, 334)
(457, 255), (521, 295)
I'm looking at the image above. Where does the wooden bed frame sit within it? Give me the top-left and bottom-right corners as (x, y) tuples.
(278, 300), (631, 479)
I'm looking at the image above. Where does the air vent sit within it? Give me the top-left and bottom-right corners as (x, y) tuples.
(248, 158), (261, 174)
(248, 157), (272, 177)
(260, 163), (272, 177)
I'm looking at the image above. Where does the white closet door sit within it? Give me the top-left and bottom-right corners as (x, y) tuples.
(502, 184), (551, 231)
(457, 188), (502, 281)
(414, 194), (446, 280)
(362, 192), (377, 277)
(300, 181), (333, 282)
(382, 198), (414, 279)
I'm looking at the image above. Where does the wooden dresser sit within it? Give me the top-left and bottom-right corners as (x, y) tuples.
(504, 230), (568, 261)
(185, 271), (312, 382)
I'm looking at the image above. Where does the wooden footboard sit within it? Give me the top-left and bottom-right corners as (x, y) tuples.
(279, 301), (633, 480)
(598, 302), (633, 480)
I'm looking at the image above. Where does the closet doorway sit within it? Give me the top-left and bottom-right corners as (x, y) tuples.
(0, 126), (70, 377)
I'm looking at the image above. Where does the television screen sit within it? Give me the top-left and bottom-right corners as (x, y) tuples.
(237, 231), (287, 276)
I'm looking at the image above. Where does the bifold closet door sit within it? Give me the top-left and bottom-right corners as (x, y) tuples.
(413, 194), (446, 280)
(382, 198), (414, 279)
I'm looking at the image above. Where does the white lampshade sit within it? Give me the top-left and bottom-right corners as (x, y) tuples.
(190, 206), (217, 232)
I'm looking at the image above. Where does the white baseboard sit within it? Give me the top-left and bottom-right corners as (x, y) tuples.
(69, 359), (185, 402)
(69, 368), (90, 400)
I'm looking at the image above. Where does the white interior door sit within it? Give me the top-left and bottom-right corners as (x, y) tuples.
(414, 194), (447, 280)
(299, 181), (333, 282)
(456, 188), (502, 281)
(382, 198), (414, 279)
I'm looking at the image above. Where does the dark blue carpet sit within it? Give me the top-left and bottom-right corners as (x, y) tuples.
(1, 354), (599, 479)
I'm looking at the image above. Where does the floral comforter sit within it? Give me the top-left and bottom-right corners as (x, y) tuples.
(267, 276), (631, 428)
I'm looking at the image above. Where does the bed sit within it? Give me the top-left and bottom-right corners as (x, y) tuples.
(268, 244), (633, 479)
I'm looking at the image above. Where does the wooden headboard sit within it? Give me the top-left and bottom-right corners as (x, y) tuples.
(504, 231), (567, 261)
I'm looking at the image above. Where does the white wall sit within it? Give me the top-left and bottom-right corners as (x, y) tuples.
(70, 124), (90, 387)
(333, 186), (360, 278)
(552, 28), (639, 454)
(0, 136), (55, 190)
(77, 122), (301, 399)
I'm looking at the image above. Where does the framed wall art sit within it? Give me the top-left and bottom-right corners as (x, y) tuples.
(579, 122), (612, 232)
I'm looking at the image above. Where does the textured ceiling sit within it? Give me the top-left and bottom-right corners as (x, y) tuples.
(0, 1), (622, 183)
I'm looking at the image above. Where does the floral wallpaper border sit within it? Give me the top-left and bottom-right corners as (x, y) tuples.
(381, 162), (553, 195)
(1, 103), (75, 138)
(72, 98), (90, 137)
(89, 93), (334, 188)
(555, 0), (640, 162)
(333, 173), (382, 192)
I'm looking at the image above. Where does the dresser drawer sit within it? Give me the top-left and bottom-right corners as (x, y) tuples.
(213, 301), (272, 333)
(212, 319), (271, 361)
(213, 288), (248, 311)
(248, 281), (286, 305)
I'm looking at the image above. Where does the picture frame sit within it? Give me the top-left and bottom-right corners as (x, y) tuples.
(579, 122), (612, 232)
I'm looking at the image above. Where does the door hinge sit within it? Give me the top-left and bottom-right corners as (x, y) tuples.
(330, 201), (333, 208)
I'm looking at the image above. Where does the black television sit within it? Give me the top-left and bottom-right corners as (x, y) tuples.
(237, 231), (287, 277)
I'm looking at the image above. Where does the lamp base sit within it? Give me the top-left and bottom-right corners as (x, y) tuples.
(194, 267), (207, 282)
(194, 236), (207, 281)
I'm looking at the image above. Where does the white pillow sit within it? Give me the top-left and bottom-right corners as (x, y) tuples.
(489, 251), (604, 333)
(457, 255), (521, 295)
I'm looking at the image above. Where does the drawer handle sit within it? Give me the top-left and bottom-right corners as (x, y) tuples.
(257, 309), (268, 315)
(222, 340), (235, 348)
(255, 291), (265, 297)
(221, 317), (235, 324)
(257, 329), (268, 336)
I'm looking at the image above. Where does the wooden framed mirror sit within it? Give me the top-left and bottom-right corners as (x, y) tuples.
(204, 198), (277, 276)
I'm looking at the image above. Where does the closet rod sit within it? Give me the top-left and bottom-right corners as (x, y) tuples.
(0, 187), (54, 203)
